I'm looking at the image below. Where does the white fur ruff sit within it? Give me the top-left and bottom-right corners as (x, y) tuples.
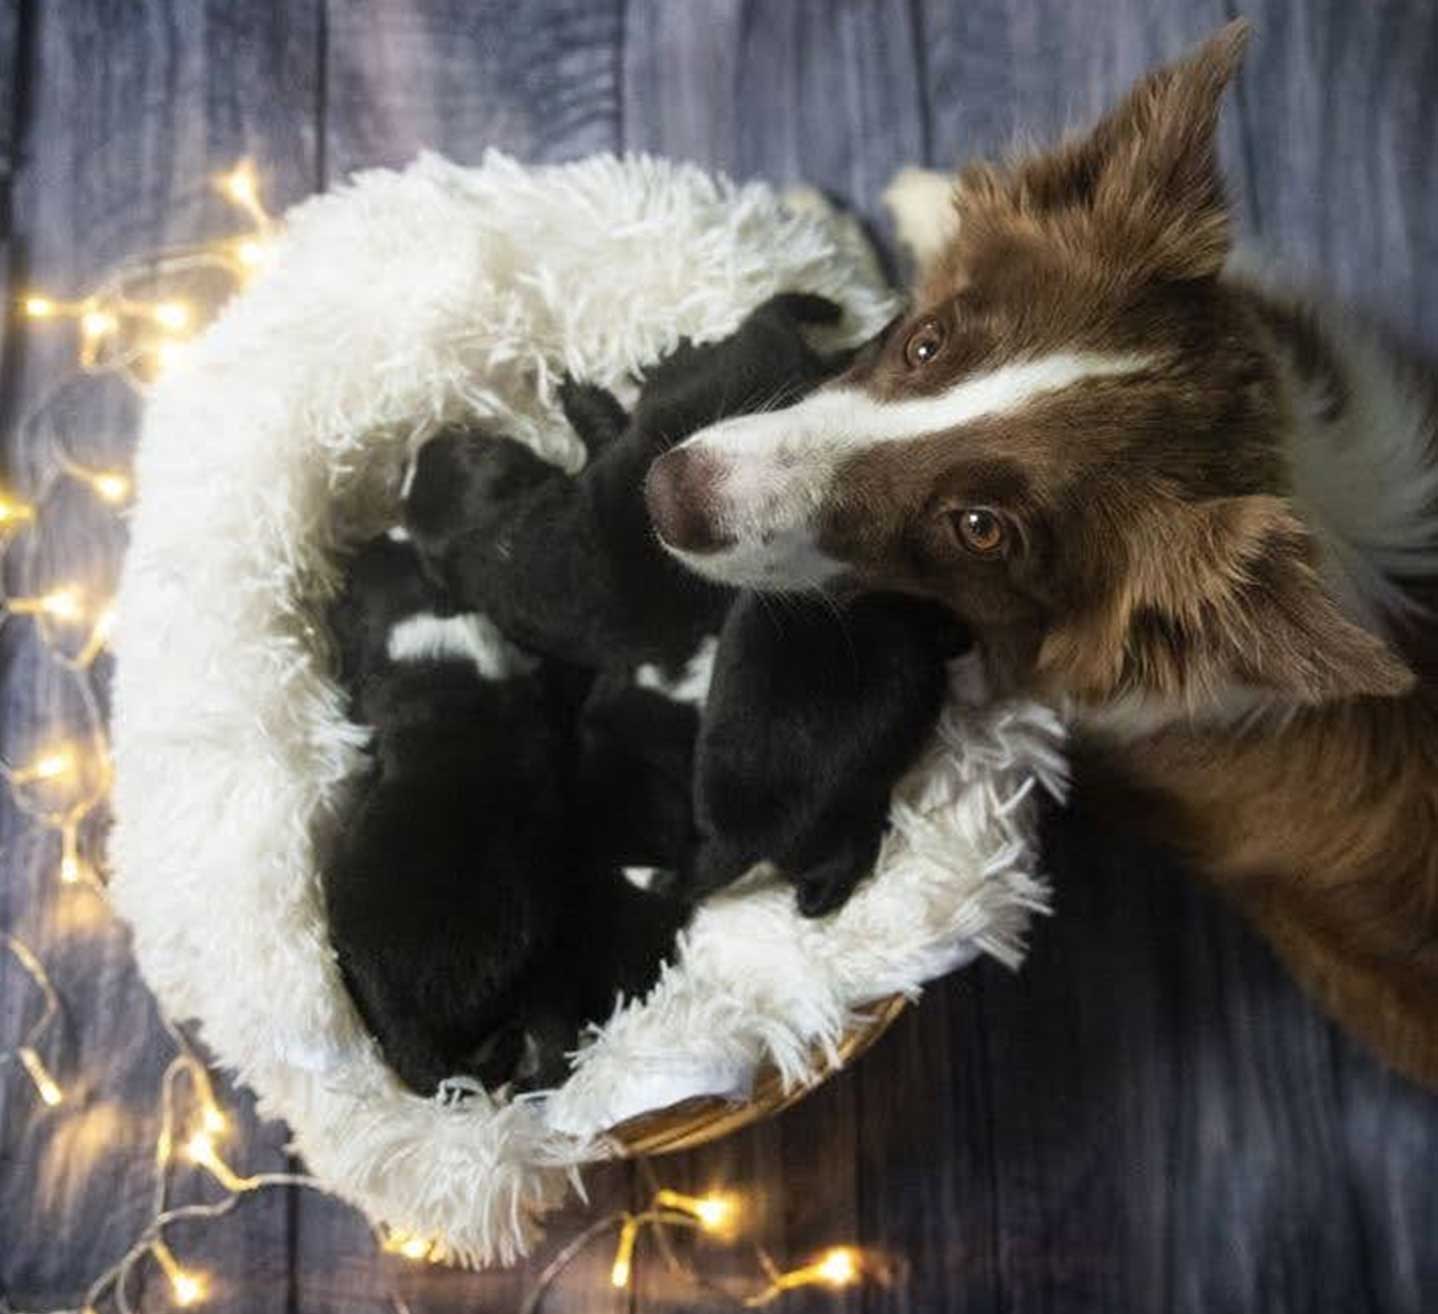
(108, 151), (1066, 1265)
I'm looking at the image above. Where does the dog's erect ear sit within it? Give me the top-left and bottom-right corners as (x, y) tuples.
(1041, 493), (1417, 706)
(962, 20), (1250, 281)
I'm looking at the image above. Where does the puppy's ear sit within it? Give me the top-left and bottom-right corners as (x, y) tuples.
(959, 20), (1250, 281)
(1041, 493), (1416, 706)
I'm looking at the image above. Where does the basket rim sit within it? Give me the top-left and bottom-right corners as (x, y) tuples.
(607, 992), (910, 1156)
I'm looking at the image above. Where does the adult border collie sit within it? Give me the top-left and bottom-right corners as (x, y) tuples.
(644, 21), (1438, 1089)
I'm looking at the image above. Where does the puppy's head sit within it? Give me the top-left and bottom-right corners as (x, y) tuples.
(330, 535), (448, 687)
(646, 22), (1413, 712)
(406, 428), (555, 557)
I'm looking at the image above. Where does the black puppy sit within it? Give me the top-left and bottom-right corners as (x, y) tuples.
(404, 293), (845, 675)
(323, 536), (575, 1096)
(576, 668), (701, 878)
(325, 538), (691, 1097)
(407, 295), (965, 919)
(680, 591), (967, 916)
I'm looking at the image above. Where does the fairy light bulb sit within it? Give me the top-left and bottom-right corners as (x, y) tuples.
(94, 472), (130, 503)
(220, 160), (257, 207)
(34, 751), (71, 779)
(381, 1229), (433, 1261)
(235, 239), (267, 268)
(152, 1239), (208, 1306)
(30, 586), (86, 622)
(1, 585), (89, 623)
(0, 492), (34, 525)
(181, 1127), (251, 1193)
(23, 295), (57, 318)
(654, 1188), (735, 1233)
(610, 1216), (639, 1289)
(81, 309), (117, 340)
(152, 301), (190, 331)
(217, 160), (271, 231)
(202, 1105), (227, 1136)
(171, 1270), (206, 1307)
(745, 1246), (866, 1306)
(694, 1195), (732, 1231)
(13, 747), (75, 785)
(816, 1247), (859, 1287)
(17, 1047), (63, 1106)
(60, 825), (84, 884)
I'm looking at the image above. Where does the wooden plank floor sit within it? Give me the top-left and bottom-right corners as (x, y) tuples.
(2, 3), (1437, 1312)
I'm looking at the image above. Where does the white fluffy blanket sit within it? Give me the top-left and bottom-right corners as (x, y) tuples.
(109, 151), (1066, 1265)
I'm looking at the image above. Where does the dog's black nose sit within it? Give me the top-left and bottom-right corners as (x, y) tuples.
(645, 447), (735, 555)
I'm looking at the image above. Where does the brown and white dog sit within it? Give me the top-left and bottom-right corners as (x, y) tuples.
(644, 21), (1438, 1088)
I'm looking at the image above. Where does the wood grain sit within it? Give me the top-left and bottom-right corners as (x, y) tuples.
(323, 0), (624, 181)
(1232, 0), (1438, 350)
(0, 3), (317, 1311)
(622, 0), (926, 245)
(3, 4), (1438, 1313)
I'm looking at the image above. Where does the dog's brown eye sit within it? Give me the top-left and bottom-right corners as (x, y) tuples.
(904, 318), (946, 368)
(952, 507), (1005, 555)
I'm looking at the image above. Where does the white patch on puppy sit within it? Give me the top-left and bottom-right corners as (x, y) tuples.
(386, 613), (538, 680)
(635, 634), (719, 706)
(621, 866), (658, 890)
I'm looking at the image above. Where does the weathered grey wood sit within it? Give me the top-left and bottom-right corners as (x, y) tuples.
(855, 979), (1002, 1314)
(324, 0), (624, 181)
(0, 2), (319, 1310)
(0, 0), (26, 399)
(5, 4), (1438, 1313)
(917, 0), (1251, 210)
(0, 0), (21, 184)
(622, 0), (926, 243)
(1233, 1), (1438, 350)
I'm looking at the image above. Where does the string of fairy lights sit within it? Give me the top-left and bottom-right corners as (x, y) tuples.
(0, 160), (869, 1313)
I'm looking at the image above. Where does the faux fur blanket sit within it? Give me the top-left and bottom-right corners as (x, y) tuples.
(109, 151), (1066, 1265)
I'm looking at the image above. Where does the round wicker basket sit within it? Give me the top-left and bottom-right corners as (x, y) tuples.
(111, 152), (1061, 1264)
(610, 994), (909, 1156)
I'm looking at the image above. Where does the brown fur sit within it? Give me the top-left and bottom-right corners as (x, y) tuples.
(824, 22), (1438, 1085)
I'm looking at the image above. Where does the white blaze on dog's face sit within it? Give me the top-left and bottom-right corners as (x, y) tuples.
(645, 19), (1415, 710)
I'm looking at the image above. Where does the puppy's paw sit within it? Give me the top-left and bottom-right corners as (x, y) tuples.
(558, 377), (629, 456)
(792, 854), (868, 918)
(436, 1074), (487, 1108)
(750, 291), (842, 329)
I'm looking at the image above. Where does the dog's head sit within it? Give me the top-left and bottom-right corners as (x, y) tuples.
(646, 21), (1414, 713)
